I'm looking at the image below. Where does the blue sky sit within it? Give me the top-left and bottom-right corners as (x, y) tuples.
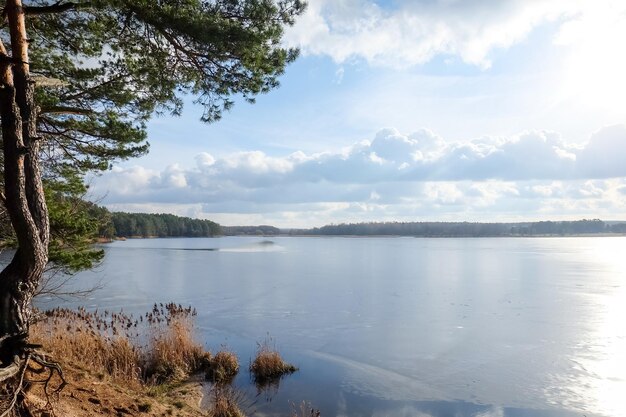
(92, 0), (626, 227)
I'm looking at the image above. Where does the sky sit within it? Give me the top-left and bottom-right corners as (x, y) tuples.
(92, 0), (626, 228)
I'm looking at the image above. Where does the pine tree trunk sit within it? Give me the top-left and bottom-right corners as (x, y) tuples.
(0, 254), (41, 363)
(0, 0), (49, 368)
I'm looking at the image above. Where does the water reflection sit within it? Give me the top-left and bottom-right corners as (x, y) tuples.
(571, 238), (626, 417)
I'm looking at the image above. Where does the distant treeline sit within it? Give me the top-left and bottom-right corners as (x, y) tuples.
(221, 225), (281, 236)
(109, 212), (282, 238)
(102, 212), (626, 239)
(290, 219), (626, 237)
(111, 212), (221, 238)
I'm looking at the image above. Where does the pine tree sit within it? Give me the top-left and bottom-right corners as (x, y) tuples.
(0, 0), (305, 407)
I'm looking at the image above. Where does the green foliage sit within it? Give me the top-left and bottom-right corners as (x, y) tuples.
(86, 202), (116, 239)
(44, 169), (106, 273)
(111, 212), (221, 238)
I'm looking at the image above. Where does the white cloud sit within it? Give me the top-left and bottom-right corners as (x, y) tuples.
(369, 128), (443, 164)
(577, 125), (626, 178)
(105, 165), (156, 194)
(529, 183), (562, 198)
(93, 125), (626, 227)
(423, 182), (464, 205)
(334, 66), (345, 84)
(195, 152), (215, 167)
(217, 151), (294, 176)
(284, 0), (588, 68)
(157, 164), (187, 188)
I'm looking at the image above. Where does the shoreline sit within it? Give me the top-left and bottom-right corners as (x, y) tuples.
(105, 232), (626, 240)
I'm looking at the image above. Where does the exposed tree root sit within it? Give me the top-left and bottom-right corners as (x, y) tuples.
(0, 350), (66, 417)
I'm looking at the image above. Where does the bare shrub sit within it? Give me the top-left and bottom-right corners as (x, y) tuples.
(250, 336), (297, 383)
(207, 350), (239, 383)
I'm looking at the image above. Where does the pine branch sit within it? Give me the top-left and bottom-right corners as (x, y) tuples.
(23, 2), (80, 15)
(40, 105), (92, 115)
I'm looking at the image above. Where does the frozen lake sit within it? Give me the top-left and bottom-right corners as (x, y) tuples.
(37, 236), (626, 417)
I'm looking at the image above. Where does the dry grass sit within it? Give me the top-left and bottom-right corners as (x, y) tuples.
(207, 386), (245, 417)
(28, 306), (314, 417)
(250, 337), (297, 383)
(207, 350), (240, 383)
(144, 314), (206, 383)
(30, 303), (209, 387)
(31, 307), (142, 387)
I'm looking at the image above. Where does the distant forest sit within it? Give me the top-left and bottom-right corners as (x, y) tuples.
(290, 219), (626, 237)
(111, 212), (221, 238)
(109, 212), (280, 238)
(221, 225), (281, 236)
(104, 213), (626, 239)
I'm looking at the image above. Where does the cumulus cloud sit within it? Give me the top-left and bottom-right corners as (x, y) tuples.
(283, 0), (592, 68)
(577, 125), (626, 178)
(93, 125), (626, 226)
(156, 164), (187, 188)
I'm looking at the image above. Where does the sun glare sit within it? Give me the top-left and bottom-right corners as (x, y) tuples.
(557, 4), (626, 111)
(578, 239), (626, 417)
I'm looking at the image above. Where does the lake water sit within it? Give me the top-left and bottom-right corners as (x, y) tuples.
(36, 236), (625, 417)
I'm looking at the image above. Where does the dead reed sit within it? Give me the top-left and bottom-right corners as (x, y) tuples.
(249, 337), (297, 383)
(207, 385), (247, 417)
(207, 350), (240, 383)
(143, 309), (206, 383)
(30, 303), (208, 387)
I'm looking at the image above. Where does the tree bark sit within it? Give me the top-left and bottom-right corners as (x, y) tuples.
(0, 0), (49, 368)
